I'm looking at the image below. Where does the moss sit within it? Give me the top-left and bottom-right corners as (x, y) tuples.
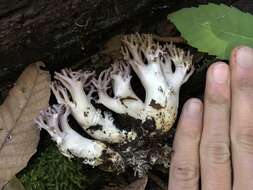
(17, 133), (99, 190)
(17, 132), (127, 190)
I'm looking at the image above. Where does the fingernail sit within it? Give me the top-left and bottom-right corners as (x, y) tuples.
(185, 99), (202, 118)
(236, 46), (253, 68)
(212, 63), (228, 84)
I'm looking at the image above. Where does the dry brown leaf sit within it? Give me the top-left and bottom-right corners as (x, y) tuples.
(123, 176), (148, 190)
(2, 176), (25, 190)
(0, 62), (50, 188)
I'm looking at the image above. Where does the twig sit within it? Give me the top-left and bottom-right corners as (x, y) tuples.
(153, 34), (186, 44)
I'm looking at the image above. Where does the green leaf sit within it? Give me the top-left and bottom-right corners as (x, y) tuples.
(168, 3), (253, 59)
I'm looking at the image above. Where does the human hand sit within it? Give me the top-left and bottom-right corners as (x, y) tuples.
(168, 46), (253, 190)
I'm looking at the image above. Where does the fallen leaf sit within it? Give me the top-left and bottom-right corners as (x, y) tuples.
(0, 62), (50, 188)
(2, 176), (25, 190)
(123, 176), (148, 190)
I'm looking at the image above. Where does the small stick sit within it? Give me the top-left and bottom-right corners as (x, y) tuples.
(153, 34), (186, 44)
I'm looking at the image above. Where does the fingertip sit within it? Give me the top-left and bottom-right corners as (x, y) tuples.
(206, 62), (229, 85)
(207, 61), (229, 75)
(205, 62), (230, 104)
(175, 98), (203, 142)
(230, 46), (253, 66)
(182, 98), (203, 119)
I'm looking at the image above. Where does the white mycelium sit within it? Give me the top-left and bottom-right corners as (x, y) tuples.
(35, 33), (194, 176)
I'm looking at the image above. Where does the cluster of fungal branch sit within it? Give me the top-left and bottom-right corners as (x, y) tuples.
(35, 33), (194, 176)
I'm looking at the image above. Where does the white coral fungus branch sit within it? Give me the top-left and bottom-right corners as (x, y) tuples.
(51, 68), (137, 143)
(92, 61), (144, 120)
(35, 104), (125, 171)
(95, 33), (194, 132)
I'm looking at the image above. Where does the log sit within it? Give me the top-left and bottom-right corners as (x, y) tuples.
(0, 0), (235, 102)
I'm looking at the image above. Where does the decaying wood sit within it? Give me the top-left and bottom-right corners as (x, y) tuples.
(0, 0), (233, 103)
(0, 62), (50, 188)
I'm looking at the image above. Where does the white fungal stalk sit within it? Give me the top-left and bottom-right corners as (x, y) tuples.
(35, 104), (125, 171)
(50, 69), (137, 143)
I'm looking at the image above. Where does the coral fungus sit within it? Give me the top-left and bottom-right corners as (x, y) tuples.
(35, 33), (194, 177)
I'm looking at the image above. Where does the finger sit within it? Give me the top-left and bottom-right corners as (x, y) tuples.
(200, 63), (231, 190)
(169, 98), (203, 190)
(230, 46), (253, 190)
